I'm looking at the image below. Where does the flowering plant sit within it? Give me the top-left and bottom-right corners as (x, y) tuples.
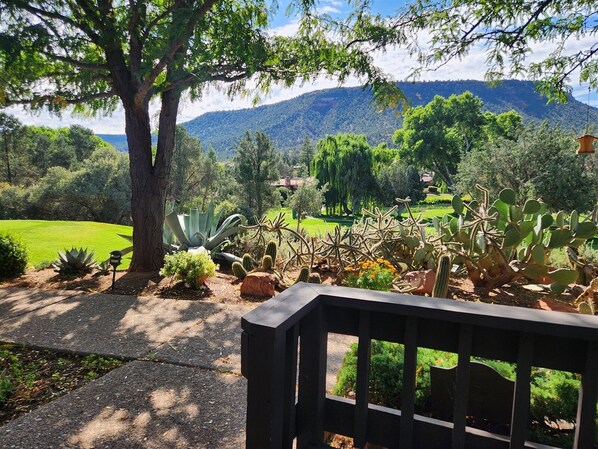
(344, 258), (397, 292)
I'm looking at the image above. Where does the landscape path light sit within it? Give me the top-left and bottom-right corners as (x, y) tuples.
(109, 250), (123, 290)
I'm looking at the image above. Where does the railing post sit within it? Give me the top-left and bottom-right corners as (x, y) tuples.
(452, 324), (473, 449)
(509, 333), (534, 449)
(244, 327), (288, 449)
(574, 340), (598, 449)
(399, 316), (418, 449)
(354, 310), (371, 448)
(297, 305), (328, 449)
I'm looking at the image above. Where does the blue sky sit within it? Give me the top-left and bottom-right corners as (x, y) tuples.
(7, 0), (597, 133)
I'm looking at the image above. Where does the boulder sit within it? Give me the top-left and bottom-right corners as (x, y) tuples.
(403, 270), (436, 295)
(240, 272), (277, 298)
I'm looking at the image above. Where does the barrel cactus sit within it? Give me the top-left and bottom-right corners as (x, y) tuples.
(432, 254), (451, 298)
(232, 261), (248, 280)
(294, 266), (310, 284)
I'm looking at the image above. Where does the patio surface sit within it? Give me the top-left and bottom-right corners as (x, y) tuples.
(0, 287), (353, 448)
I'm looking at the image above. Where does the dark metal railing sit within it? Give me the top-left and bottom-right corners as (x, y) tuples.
(241, 284), (598, 449)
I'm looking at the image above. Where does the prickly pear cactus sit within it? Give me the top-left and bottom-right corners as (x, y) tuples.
(437, 185), (596, 292)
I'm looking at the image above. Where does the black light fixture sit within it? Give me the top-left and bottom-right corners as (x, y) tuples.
(109, 250), (123, 290)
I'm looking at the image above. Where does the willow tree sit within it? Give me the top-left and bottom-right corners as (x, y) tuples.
(312, 133), (376, 215)
(0, 0), (403, 271)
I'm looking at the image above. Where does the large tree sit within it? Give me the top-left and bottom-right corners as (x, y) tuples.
(312, 133), (377, 215)
(393, 92), (487, 187)
(0, 0), (402, 271)
(234, 130), (280, 221)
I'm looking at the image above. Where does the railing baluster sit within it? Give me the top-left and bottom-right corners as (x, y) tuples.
(574, 340), (598, 449)
(297, 306), (328, 449)
(452, 324), (473, 449)
(283, 325), (300, 449)
(354, 310), (371, 448)
(399, 316), (418, 449)
(509, 333), (534, 449)
(244, 328), (287, 449)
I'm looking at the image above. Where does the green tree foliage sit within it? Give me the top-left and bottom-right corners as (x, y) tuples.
(234, 131), (280, 222)
(371, 143), (399, 175)
(312, 134), (377, 215)
(393, 92), (486, 187)
(0, 117), (131, 223)
(286, 181), (327, 230)
(394, 92), (522, 187)
(398, 0), (598, 100)
(376, 160), (425, 207)
(0, 0), (402, 271)
(457, 123), (598, 212)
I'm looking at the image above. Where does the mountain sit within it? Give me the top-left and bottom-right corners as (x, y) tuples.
(103, 80), (598, 157)
(97, 134), (129, 151)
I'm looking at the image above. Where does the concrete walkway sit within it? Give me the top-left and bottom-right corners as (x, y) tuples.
(0, 287), (353, 449)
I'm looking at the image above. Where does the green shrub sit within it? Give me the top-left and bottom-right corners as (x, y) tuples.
(0, 232), (28, 278)
(160, 250), (217, 289)
(334, 341), (590, 447)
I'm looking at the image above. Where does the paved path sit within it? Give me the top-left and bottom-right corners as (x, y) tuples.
(0, 288), (354, 449)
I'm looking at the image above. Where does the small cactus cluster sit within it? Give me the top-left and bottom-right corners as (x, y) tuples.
(432, 254), (451, 298)
(232, 240), (321, 285)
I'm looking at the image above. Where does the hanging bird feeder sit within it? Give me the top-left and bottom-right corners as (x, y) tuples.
(577, 87), (596, 154)
(577, 134), (596, 154)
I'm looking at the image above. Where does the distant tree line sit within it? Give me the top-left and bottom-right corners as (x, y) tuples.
(2, 90), (595, 227)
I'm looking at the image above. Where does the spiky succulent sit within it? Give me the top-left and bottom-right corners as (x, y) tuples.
(53, 248), (97, 274)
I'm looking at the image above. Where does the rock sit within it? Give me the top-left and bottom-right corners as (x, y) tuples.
(534, 298), (578, 313)
(240, 272), (277, 298)
(403, 270), (436, 295)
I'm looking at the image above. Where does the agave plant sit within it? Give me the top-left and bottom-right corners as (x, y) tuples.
(164, 201), (246, 252)
(53, 247), (97, 274)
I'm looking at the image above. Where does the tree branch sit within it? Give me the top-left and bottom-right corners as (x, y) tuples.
(138, 0), (219, 98)
(2, 89), (116, 107)
(38, 50), (108, 71)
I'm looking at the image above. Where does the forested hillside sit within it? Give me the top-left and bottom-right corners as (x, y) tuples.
(182, 80), (598, 158)
(98, 80), (598, 156)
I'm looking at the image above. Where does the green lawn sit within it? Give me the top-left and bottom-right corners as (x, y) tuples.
(266, 208), (355, 236)
(0, 220), (133, 269)
(266, 205), (453, 236)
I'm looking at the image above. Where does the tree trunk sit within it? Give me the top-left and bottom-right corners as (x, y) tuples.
(3, 134), (12, 184)
(126, 88), (180, 272)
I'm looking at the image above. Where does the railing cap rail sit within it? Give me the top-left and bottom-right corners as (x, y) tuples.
(242, 284), (598, 341)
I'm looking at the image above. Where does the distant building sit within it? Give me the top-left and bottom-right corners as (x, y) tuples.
(421, 172), (434, 186)
(272, 176), (315, 191)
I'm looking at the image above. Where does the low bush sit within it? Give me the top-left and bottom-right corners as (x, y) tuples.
(160, 250), (217, 289)
(334, 341), (590, 448)
(0, 233), (28, 278)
